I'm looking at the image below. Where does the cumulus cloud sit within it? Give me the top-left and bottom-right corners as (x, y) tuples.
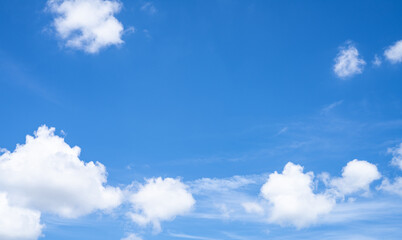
(334, 43), (366, 78)
(128, 177), (195, 232)
(384, 40), (402, 63)
(388, 143), (402, 170)
(0, 125), (122, 218)
(0, 193), (43, 240)
(260, 162), (335, 228)
(330, 159), (381, 196)
(47, 0), (125, 53)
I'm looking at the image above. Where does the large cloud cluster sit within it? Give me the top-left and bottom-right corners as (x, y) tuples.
(0, 126), (123, 239)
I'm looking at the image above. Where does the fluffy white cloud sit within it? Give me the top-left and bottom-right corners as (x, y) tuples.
(384, 40), (402, 63)
(330, 159), (381, 196)
(0, 125), (122, 218)
(128, 177), (195, 232)
(334, 43), (366, 78)
(388, 143), (402, 170)
(260, 162), (335, 228)
(379, 177), (402, 197)
(0, 193), (43, 240)
(47, 0), (125, 53)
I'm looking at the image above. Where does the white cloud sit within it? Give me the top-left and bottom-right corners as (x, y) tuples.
(379, 177), (402, 197)
(388, 143), (402, 170)
(242, 202), (264, 215)
(334, 43), (366, 78)
(0, 193), (43, 240)
(47, 0), (125, 53)
(128, 177), (195, 232)
(141, 2), (157, 15)
(260, 162), (335, 228)
(384, 40), (402, 63)
(0, 125), (122, 218)
(372, 54), (382, 66)
(330, 159), (381, 196)
(121, 233), (143, 240)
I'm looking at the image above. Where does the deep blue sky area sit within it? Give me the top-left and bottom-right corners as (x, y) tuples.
(0, 1), (402, 239)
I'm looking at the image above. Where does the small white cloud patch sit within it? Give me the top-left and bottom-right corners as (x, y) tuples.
(242, 202), (264, 215)
(379, 177), (402, 197)
(260, 162), (335, 228)
(47, 0), (125, 53)
(384, 40), (402, 63)
(334, 43), (366, 78)
(121, 233), (143, 240)
(128, 177), (195, 232)
(388, 143), (402, 170)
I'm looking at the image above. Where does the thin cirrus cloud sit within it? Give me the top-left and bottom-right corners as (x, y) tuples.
(384, 40), (402, 63)
(333, 43), (366, 78)
(47, 0), (126, 53)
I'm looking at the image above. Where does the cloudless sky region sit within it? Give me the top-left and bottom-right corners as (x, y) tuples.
(0, 0), (402, 240)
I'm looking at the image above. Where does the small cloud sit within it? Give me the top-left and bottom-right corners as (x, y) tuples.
(330, 159), (381, 196)
(143, 29), (152, 39)
(260, 162), (335, 228)
(333, 42), (366, 78)
(321, 100), (343, 114)
(127, 177), (195, 233)
(276, 127), (288, 136)
(372, 54), (382, 67)
(242, 202), (264, 215)
(388, 143), (402, 170)
(47, 0), (126, 53)
(384, 40), (402, 63)
(141, 2), (157, 15)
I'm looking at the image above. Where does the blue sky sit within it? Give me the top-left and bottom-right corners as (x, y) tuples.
(1, 0), (402, 239)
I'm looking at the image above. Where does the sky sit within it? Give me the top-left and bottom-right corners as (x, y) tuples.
(0, 0), (402, 239)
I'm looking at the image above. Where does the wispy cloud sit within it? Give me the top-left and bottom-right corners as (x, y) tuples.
(169, 232), (222, 240)
(141, 2), (157, 15)
(321, 100), (343, 114)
